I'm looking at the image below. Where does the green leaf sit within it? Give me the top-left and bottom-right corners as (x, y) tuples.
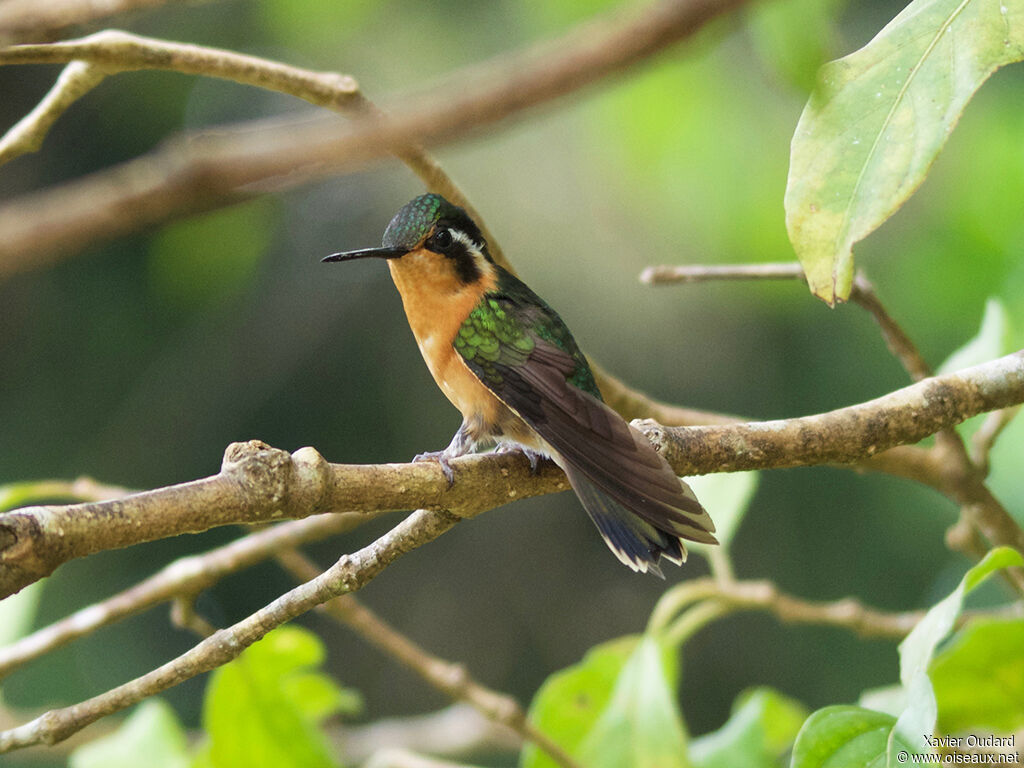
(892, 547), (1024, 757)
(0, 580), (42, 647)
(685, 471), (760, 554)
(931, 618), (1024, 733)
(747, 0), (845, 92)
(70, 699), (190, 768)
(521, 636), (638, 768)
(857, 685), (907, 719)
(790, 706), (919, 768)
(200, 625), (354, 768)
(691, 687), (807, 768)
(785, 0), (1024, 304)
(576, 634), (689, 768)
(937, 298), (1011, 374)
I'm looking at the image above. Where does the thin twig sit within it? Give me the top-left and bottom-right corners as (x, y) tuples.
(648, 577), (1012, 641)
(0, 508), (460, 752)
(642, 263), (932, 380)
(169, 594), (216, 638)
(971, 406), (1021, 475)
(0, 61), (106, 163)
(640, 262), (804, 284)
(277, 550), (582, 768)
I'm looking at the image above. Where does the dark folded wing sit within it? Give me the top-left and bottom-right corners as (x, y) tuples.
(456, 290), (715, 544)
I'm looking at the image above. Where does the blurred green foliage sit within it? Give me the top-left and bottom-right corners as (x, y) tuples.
(2, 0), (1024, 766)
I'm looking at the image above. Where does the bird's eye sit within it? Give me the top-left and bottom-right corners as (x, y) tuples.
(432, 228), (453, 251)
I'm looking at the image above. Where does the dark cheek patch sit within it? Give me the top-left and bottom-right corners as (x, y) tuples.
(450, 242), (481, 284)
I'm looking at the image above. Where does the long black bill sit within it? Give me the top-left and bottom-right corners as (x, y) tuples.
(322, 246), (408, 263)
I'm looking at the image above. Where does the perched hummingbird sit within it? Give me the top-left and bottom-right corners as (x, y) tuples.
(324, 194), (716, 576)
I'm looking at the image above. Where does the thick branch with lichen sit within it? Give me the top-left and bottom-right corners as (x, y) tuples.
(0, 440), (568, 600)
(3, 351), (1023, 602)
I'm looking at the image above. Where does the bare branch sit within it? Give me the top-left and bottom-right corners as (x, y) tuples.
(643, 351), (1023, 474)
(642, 263), (932, 380)
(4, 352), (1023, 601)
(0, 0), (747, 278)
(0, 507), (460, 752)
(0, 440), (568, 600)
(0, 61), (106, 162)
(651, 577), (1020, 641)
(640, 262), (805, 284)
(0, 512), (374, 679)
(278, 551), (581, 768)
(970, 406), (1021, 474)
(0, 0), (199, 45)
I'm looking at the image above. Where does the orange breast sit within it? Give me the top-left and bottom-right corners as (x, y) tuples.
(387, 250), (503, 425)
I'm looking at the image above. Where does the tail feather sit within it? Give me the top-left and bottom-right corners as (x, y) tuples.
(564, 463), (686, 578)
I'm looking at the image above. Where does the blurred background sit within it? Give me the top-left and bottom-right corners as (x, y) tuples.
(1, 0), (1023, 764)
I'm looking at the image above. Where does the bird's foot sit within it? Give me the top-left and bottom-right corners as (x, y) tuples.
(413, 449), (456, 486)
(495, 442), (543, 475)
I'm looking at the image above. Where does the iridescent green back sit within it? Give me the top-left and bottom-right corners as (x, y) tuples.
(454, 266), (600, 399)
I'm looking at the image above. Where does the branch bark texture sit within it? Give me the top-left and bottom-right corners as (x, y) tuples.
(0, 508), (459, 751)
(3, 352), (1022, 601)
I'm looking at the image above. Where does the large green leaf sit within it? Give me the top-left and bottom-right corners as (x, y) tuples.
(521, 636), (638, 768)
(70, 699), (190, 768)
(892, 547), (1024, 758)
(0, 580), (41, 647)
(691, 687), (807, 768)
(576, 635), (689, 768)
(931, 618), (1024, 733)
(786, 0), (1024, 304)
(792, 548), (1023, 768)
(790, 706), (918, 768)
(196, 625), (358, 768)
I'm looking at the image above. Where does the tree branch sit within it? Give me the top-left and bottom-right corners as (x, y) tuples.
(3, 352), (1022, 601)
(641, 263), (931, 379)
(649, 577), (1022, 640)
(0, 60), (106, 163)
(0, 511), (378, 679)
(0, 507), (460, 752)
(0, 0), (747, 278)
(0, 439), (568, 599)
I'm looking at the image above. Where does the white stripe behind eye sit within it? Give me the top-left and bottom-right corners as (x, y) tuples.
(449, 228), (494, 279)
(450, 228), (481, 252)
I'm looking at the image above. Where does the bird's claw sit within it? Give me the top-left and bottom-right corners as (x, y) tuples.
(413, 450), (455, 486)
(495, 443), (542, 475)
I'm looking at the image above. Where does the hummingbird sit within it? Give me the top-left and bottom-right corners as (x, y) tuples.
(323, 194), (716, 576)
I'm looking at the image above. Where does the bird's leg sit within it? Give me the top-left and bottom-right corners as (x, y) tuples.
(495, 441), (543, 475)
(413, 423), (472, 486)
